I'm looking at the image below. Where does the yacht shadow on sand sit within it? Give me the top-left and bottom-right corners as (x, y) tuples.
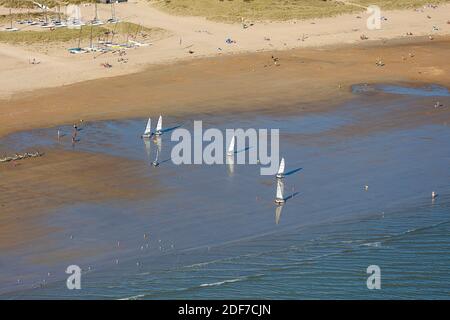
(285, 167), (303, 176)
(160, 125), (182, 134)
(284, 192), (300, 202)
(159, 157), (172, 165)
(275, 192), (300, 225)
(235, 146), (252, 154)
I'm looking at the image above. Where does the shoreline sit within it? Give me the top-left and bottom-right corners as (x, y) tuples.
(1, 36), (450, 139)
(1, 84), (449, 297)
(1, 1), (450, 299)
(0, 1), (449, 100)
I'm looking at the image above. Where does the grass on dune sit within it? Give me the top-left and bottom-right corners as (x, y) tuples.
(0, 0), (58, 8)
(0, 0), (98, 8)
(150, 0), (450, 22)
(0, 25), (109, 44)
(0, 12), (63, 24)
(0, 22), (166, 45)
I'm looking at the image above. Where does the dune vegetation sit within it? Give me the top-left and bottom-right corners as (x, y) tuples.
(0, 0), (98, 8)
(0, 1), (168, 45)
(0, 22), (166, 45)
(150, 0), (450, 22)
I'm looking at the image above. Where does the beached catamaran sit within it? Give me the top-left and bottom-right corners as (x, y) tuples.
(142, 118), (152, 138)
(92, 3), (104, 26)
(4, 8), (18, 32)
(276, 157), (285, 179)
(275, 179), (285, 204)
(107, 2), (119, 24)
(155, 115), (163, 136)
(227, 136), (235, 156)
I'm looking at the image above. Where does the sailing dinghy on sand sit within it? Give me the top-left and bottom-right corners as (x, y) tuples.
(4, 8), (18, 31)
(276, 157), (285, 179)
(142, 118), (152, 138)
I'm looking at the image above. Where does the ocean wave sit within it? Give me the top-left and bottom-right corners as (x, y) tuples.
(200, 278), (244, 287)
(386, 220), (450, 241)
(118, 294), (145, 300)
(361, 241), (381, 248)
(199, 274), (264, 288)
(116, 274), (264, 299)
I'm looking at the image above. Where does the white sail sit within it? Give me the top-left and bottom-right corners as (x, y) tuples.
(227, 136), (235, 155)
(276, 180), (284, 200)
(144, 118), (151, 135)
(277, 158), (285, 175)
(156, 115), (162, 132)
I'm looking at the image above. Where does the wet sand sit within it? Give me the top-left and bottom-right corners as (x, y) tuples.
(1, 36), (450, 297)
(0, 149), (163, 251)
(0, 82), (449, 298)
(1, 37), (450, 139)
(1, 37), (450, 256)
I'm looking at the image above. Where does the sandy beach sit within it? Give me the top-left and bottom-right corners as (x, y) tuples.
(0, 35), (449, 138)
(1, 3), (450, 254)
(1, 82), (449, 298)
(1, 35), (449, 277)
(0, 149), (163, 250)
(0, 1), (449, 99)
(0, 1), (449, 139)
(1, 1), (450, 299)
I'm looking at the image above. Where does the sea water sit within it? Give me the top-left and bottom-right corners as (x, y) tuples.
(1, 84), (449, 299)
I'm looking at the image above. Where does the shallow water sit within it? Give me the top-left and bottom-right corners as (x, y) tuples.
(352, 83), (450, 97)
(1, 84), (449, 299)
